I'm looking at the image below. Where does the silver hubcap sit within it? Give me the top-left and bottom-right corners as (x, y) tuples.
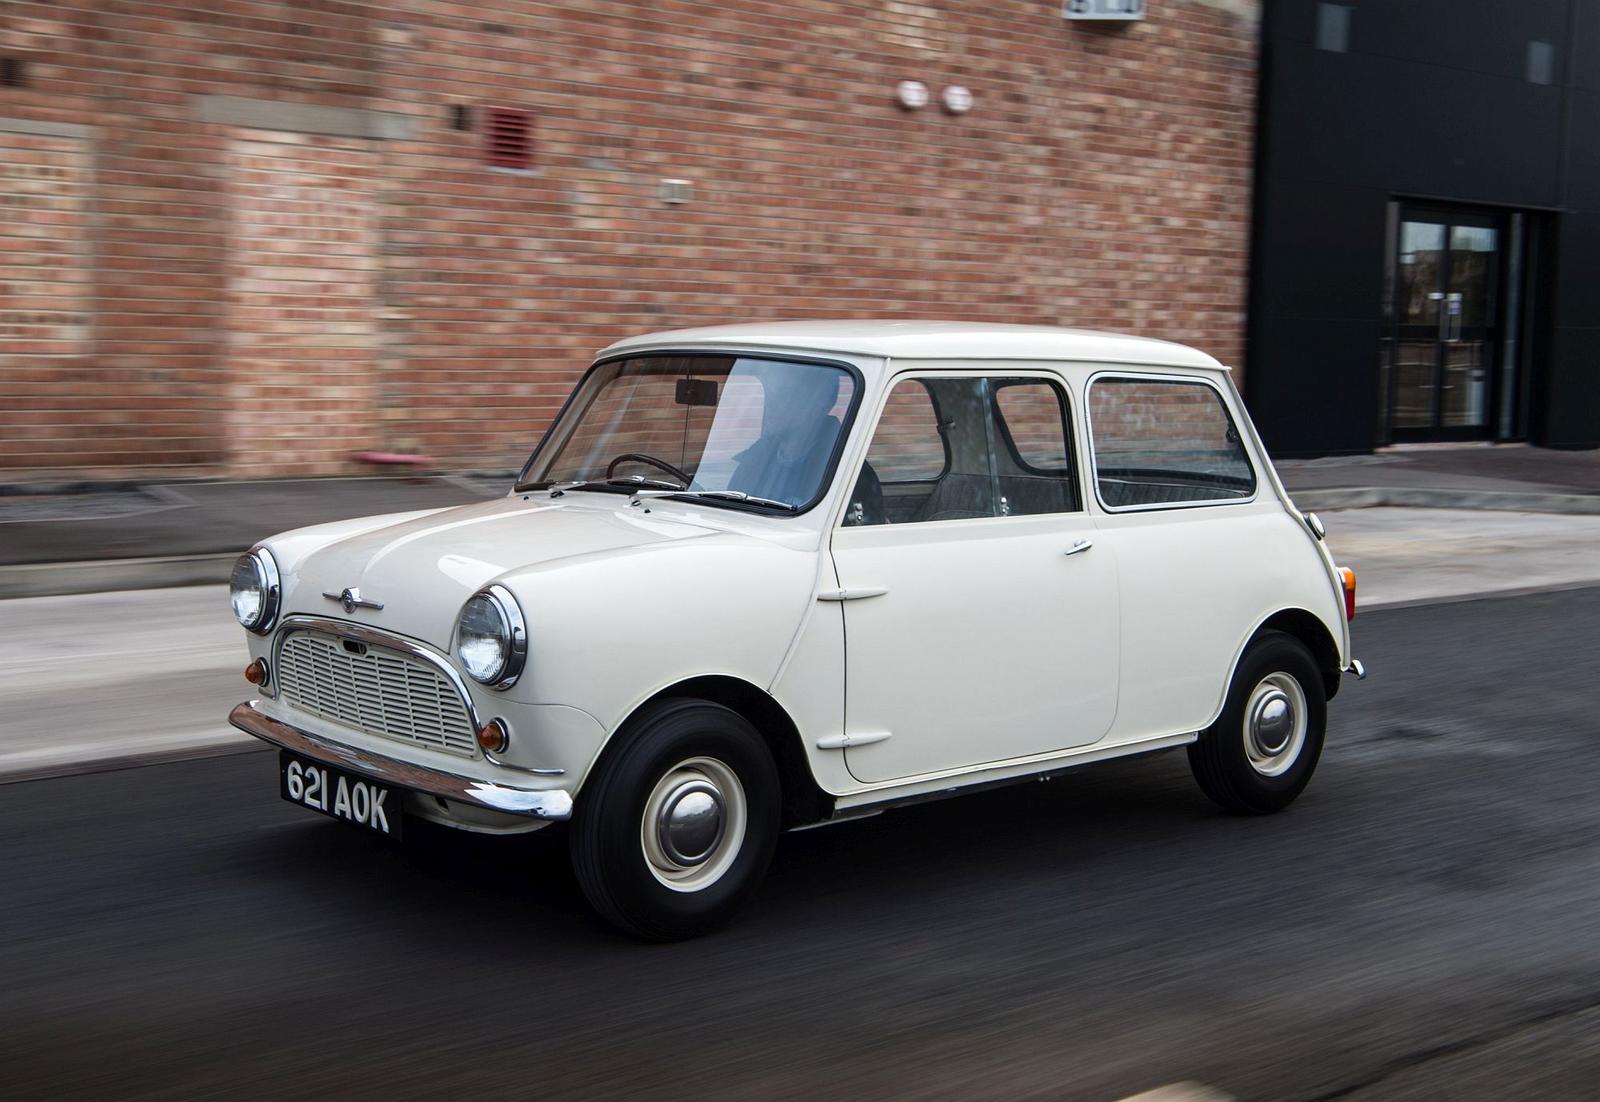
(656, 780), (724, 865)
(1243, 672), (1308, 777)
(640, 757), (746, 892)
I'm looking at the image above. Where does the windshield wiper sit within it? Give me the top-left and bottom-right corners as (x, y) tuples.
(549, 478), (797, 512)
(660, 489), (798, 512)
(555, 476), (687, 496)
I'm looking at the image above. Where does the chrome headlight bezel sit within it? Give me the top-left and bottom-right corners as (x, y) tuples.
(455, 584), (527, 690)
(230, 547), (281, 635)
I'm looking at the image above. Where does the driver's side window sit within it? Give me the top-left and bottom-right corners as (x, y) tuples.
(843, 375), (1080, 526)
(844, 380), (946, 525)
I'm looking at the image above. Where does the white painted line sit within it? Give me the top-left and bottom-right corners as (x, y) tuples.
(1115, 1083), (1234, 1102)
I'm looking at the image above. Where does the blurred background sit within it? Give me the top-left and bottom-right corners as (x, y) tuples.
(3, 2), (1600, 1100)
(4, 0), (1600, 487)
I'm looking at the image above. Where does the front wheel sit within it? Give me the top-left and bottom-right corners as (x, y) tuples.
(569, 699), (781, 940)
(1188, 631), (1326, 815)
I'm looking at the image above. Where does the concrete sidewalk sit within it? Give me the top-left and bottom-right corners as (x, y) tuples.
(0, 444), (1596, 597)
(0, 585), (253, 782)
(1280, 443), (1600, 514)
(0, 473), (506, 598)
(1318, 507), (1600, 609)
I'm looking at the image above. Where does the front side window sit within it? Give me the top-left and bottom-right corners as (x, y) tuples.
(522, 355), (856, 512)
(843, 375), (1080, 526)
(1088, 376), (1256, 508)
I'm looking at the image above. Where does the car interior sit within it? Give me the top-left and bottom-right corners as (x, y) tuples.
(843, 377), (1079, 526)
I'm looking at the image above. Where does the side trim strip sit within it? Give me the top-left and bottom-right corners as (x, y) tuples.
(830, 730), (1198, 815)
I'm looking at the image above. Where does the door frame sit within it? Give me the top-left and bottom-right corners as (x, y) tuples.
(1384, 201), (1509, 442)
(826, 363), (1119, 784)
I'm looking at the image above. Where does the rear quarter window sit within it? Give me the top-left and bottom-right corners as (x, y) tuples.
(1088, 377), (1256, 509)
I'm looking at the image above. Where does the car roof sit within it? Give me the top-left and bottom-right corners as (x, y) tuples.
(598, 320), (1226, 371)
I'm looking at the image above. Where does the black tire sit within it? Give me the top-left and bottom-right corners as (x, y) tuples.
(569, 699), (781, 941)
(1188, 631), (1326, 815)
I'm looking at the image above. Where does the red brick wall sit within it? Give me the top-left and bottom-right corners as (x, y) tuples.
(0, 128), (94, 471)
(224, 130), (381, 475)
(0, 0), (1259, 482)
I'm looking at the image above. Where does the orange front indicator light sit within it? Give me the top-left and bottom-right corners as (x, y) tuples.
(477, 718), (510, 755)
(244, 658), (269, 686)
(1339, 568), (1357, 622)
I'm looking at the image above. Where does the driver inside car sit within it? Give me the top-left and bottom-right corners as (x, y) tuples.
(727, 365), (843, 508)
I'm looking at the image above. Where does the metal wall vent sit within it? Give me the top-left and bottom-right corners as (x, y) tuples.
(483, 106), (533, 171)
(659, 178), (692, 205)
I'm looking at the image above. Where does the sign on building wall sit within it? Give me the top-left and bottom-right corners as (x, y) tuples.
(1064, 0), (1146, 20)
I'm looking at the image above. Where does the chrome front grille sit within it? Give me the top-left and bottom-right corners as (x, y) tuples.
(276, 630), (478, 757)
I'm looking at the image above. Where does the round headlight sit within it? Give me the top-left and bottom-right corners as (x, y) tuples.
(455, 585), (526, 689)
(230, 548), (281, 634)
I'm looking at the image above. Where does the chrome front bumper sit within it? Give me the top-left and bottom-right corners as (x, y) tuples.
(229, 701), (574, 821)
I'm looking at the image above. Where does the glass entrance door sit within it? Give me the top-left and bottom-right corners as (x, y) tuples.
(1389, 207), (1502, 439)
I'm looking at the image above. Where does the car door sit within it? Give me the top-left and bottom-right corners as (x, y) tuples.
(828, 370), (1119, 785)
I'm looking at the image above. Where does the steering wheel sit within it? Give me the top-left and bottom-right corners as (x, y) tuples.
(606, 452), (692, 487)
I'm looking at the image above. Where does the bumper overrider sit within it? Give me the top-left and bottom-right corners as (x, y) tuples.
(229, 701), (574, 821)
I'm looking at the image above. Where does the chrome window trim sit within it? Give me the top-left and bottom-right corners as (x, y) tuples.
(272, 615), (483, 733)
(1083, 369), (1260, 514)
(513, 349), (867, 519)
(832, 366), (1089, 530)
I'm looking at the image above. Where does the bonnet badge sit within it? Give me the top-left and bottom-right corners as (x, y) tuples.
(323, 587), (384, 614)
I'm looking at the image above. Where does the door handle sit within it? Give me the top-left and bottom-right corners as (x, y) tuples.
(1064, 539), (1093, 557)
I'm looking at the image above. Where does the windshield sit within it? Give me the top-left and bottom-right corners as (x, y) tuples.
(520, 354), (858, 511)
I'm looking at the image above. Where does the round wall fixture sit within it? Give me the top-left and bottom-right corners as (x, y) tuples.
(896, 80), (930, 110)
(941, 85), (974, 115)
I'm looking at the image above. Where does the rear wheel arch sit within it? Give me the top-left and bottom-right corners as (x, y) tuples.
(1250, 608), (1342, 701)
(1189, 629), (1327, 814)
(593, 675), (831, 829)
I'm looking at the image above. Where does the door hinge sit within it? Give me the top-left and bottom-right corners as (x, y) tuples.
(816, 731), (893, 750)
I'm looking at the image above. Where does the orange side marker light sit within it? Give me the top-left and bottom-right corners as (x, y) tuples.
(1339, 568), (1357, 622)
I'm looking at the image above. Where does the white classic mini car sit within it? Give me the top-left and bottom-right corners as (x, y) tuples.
(229, 321), (1362, 939)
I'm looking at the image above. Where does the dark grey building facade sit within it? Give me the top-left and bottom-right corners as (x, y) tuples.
(1248, 0), (1600, 454)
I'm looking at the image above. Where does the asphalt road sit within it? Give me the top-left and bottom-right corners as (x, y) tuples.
(3, 589), (1600, 1101)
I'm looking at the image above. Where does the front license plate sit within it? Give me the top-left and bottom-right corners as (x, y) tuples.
(279, 752), (402, 839)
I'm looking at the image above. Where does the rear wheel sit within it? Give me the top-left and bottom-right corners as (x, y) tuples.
(1188, 631), (1326, 815)
(569, 699), (780, 940)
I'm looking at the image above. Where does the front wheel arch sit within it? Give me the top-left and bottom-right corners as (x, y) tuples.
(589, 675), (831, 830)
